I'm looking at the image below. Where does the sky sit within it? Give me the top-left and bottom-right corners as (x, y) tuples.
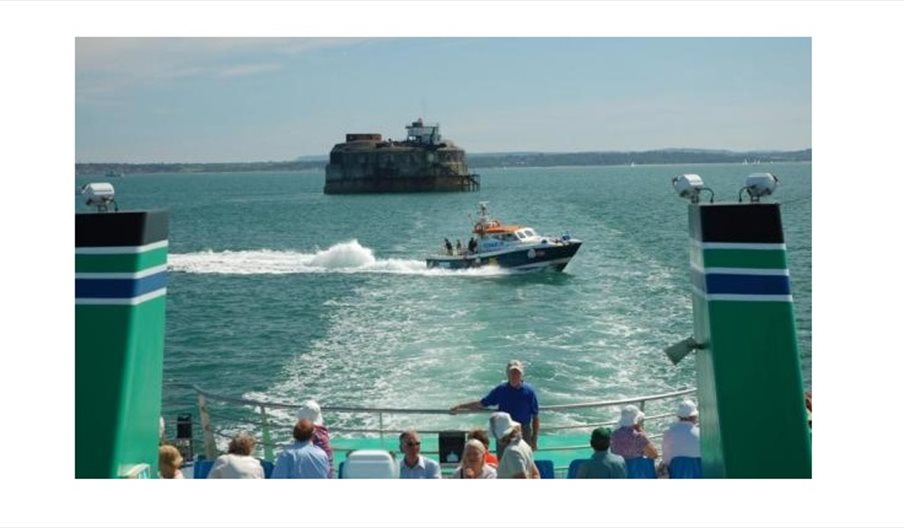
(76, 37), (811, 163)
(6, 1), (904, 527)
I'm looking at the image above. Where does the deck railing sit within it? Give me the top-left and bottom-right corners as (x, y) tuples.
(169, 383), (696, 476)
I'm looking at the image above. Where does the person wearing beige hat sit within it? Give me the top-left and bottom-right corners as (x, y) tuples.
(450, 359), (540, 455)
(489, 412), (539, 479)
(661, 400), (700, 466)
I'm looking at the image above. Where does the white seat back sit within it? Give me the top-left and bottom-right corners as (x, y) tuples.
(344, 449), (398, 479)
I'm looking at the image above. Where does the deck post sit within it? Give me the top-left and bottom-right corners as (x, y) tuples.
(259, 405), (274, 462)
(198, 394), (217, 459)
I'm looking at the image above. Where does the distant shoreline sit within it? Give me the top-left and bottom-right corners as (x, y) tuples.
(75, 148), (811, 176)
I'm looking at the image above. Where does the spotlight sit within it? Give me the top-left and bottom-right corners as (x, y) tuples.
(738, 172), (779, 203)
(672, 174), (714, 204)
(81, 182), (118, 212)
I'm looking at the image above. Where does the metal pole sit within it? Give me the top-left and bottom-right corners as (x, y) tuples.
(260, 405), (273, 462)
(198, 393), (217, 459)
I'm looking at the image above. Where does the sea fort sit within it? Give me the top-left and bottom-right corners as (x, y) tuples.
(324, 118), (480, 194)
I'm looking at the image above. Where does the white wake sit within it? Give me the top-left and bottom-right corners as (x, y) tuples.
(167, 240), (510, 276)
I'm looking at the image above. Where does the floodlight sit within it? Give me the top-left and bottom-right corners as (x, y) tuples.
(672, 174), (714, 204)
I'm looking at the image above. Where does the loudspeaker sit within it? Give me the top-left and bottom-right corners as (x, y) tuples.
(176, 413), (192, 439)
(438, 431), (466, 464)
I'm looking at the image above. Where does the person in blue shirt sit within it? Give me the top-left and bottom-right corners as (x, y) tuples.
(451, 359), (540, 456)
(398, 430), (442, 479)
(272, 418), (330, 479)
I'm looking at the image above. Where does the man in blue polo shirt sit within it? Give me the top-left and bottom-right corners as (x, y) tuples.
(451, 360), (540, 456)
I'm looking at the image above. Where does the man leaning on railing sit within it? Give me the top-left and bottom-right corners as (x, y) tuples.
(450, 359), (540, 456)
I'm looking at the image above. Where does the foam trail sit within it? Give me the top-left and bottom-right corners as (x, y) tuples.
(168, 240), (511, 277)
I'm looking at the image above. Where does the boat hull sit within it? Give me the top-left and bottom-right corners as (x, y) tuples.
(426, 241), (582, 272)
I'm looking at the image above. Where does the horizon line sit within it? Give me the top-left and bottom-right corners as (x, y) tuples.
(75, 147), (813, 165)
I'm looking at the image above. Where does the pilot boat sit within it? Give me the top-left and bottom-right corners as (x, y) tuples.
(425, 202), (582, 272)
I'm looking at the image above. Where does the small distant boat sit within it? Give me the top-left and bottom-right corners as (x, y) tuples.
(105, 170), (124, 178)
(426, 202), (582, 272)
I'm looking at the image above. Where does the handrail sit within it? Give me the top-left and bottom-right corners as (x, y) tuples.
(169, 382), (695, 415)
(539, 388), (697, 411)
(196, 411), (675, 434)
(167, 382), (696, 469)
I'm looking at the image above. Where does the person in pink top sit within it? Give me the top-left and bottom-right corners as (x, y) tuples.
(610, 405), (658, 460)
(297, 400), (334, 478)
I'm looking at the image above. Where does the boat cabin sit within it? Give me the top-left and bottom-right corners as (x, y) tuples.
(478, 227), (543, 253)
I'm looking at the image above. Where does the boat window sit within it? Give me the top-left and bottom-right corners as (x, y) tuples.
(516, 232), (526, 239)
(524, 229), (536, 237)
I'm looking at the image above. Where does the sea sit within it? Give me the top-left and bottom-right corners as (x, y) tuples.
(76, 163), (811, 442)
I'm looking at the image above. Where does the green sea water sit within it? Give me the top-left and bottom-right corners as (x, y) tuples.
(76, 163), (811, 444)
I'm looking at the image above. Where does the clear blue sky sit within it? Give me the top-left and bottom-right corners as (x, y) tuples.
(76, 38), (811, 163)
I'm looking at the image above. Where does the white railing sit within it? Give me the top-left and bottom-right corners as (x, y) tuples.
(169, 383), (696, 474)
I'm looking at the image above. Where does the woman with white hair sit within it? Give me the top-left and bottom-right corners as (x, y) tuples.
(610, 405), (658, 460)
(297, 399), (334, 478)
(451, 439), (497, 479)
(208, 431), (265, 479)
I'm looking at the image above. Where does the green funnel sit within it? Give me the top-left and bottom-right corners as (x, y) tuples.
(75, 210), (169, 478)
(688, 202), (810, 478)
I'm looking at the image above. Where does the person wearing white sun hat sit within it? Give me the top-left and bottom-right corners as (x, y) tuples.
(610, 404), (659, 460)
(661, 400), (700, 466)
(489, 412), (539, 479)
